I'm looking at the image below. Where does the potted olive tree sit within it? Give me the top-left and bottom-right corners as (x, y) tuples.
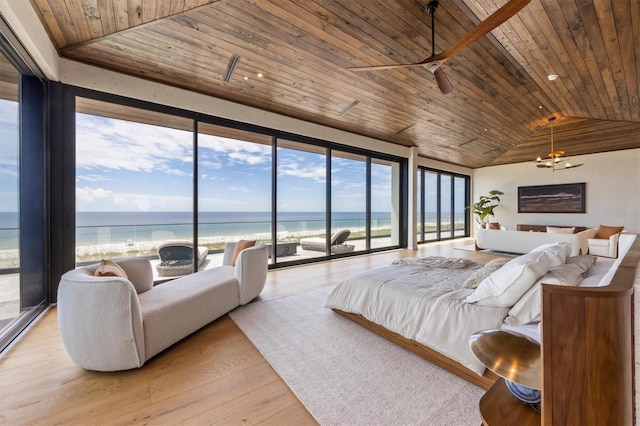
(468, 190), (504, 229)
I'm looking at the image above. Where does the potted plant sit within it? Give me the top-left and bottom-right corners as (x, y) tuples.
(468, 190), (504, 228)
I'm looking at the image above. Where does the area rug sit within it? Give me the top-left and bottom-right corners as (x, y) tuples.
(229, 286), (485, 425)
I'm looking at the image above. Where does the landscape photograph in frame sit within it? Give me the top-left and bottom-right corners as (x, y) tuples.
(518, 183), (586, 213)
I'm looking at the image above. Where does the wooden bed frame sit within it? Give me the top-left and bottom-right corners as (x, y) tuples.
(332, 309), (499, 390)
(334, 235), (640, 424)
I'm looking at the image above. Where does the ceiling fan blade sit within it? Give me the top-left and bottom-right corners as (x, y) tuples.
(434, 0), (531, 62)
(347, 61), (434, 72)
(433, 67), (452, 94)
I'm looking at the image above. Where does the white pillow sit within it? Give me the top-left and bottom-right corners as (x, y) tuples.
(531, 241), (572, 267)
(505, 263), (585, 326)
(546, 226), (575, 234)
(466, 250), (551, 308)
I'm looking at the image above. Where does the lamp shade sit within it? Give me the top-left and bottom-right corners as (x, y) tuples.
(469, 329), (541, 390)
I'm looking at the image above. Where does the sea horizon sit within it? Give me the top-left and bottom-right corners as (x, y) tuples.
(0, 210), (461, 252)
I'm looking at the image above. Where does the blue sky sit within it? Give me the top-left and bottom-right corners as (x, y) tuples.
(75, 113), (394, 213)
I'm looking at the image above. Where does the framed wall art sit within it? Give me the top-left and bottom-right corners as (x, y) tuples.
(518, 182), (586, 213)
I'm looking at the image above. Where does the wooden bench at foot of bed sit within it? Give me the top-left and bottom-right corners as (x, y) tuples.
(332, 309), (499, 390)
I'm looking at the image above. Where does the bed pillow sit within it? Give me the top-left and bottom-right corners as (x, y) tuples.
(565, 254), (597, 274)
(505, 263), (585, 326)
(465, 250), (551, 308)
(531, 241), (572, 267)
(462, 258), (511, 289)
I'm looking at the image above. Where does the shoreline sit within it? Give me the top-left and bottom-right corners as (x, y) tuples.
(1, 225), (398, 268)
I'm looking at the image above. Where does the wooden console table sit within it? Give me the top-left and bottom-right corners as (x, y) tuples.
(479, 379), (540, 426)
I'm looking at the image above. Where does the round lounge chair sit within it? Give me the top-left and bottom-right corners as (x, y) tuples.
(156, 240), (209, 277)
(300, 228), (354, 253)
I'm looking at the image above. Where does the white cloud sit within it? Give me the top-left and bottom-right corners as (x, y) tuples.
(227, 185), (250, 193)
(277, 158), (326, 183)
(0, 167), (18, 178)
(76, 114), (193, 174)
(76, 185), (194, 212)
(228, 151), (269, 165)
(77, 174), (112, 182)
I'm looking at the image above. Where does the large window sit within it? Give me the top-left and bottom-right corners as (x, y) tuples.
(0, 51), (20, 339)
(198, 123), (273, 261)
(70, 93), (406, 277)
(0, 34), (47, 352)
(331, 151), (367, 252)
(75, 98), (195, 273)
(277, 140), (327, 259)
(417, 168), (470, 242)
(371, 159), (401, 249)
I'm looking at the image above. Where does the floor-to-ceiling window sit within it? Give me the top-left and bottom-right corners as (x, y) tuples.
(67, 90), (406, 277)
(331, 151), (367, 253)
(197, 123), (274, 262)
(0, 50), (20, 338)
(417, 168), (470, 243)
(75, 98), (194, 274)
(276, 140), (327, 259)
(371, 158), (401, 249)
(0, 26), (47, 352)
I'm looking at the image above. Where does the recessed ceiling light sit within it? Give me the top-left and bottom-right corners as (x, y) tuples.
(538, 105), (543, 109)
(243, 76), (249, 81)
(257, 72), (264, 78)
(547, 74), (558, 81)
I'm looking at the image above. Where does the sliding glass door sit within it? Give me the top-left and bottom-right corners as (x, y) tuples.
(75, 98), (194, 276)
(0, 37), (47, 352)
(0, 50), (20, 339)
(417, 168), (470, 243)
(198, 123), (273, 262)
(69, 91), (406, 276)
(331, 151), (367, 253)
(276, 140), (327, 259)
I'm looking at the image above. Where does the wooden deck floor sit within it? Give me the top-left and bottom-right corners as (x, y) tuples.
(0, 239), (503, 425)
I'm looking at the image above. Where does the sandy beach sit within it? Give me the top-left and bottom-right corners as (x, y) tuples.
(0, 225), (390, 268)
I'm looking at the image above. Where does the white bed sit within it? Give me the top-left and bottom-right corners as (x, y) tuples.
(325, 244), (594, 380)
(325, 258), (510, 375)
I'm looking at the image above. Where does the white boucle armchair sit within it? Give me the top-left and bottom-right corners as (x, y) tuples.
(57, 242), (267, 371)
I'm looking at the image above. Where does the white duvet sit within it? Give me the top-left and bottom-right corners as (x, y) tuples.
(325, 262), (510, 375)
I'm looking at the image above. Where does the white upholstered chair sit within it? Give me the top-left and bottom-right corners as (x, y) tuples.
(588, 233), (623, 258)
(587, 226), (625, 258)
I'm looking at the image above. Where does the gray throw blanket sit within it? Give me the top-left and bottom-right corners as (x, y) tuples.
(391, 256), (478, 269)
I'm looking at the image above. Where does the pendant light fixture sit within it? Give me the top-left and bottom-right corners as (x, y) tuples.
(536, 117), (583, 171)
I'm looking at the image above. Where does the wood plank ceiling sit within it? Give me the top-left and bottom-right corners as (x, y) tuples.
(28, 0), (640, 168)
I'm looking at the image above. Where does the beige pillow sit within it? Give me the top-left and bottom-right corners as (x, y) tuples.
(466, 251), (551, 308)
(94, 259), (128, 279)
(505, 263), (585, 326)
(594, 225), (624, 239)
(546, 226), (574, 234)
(231, 240), (256, 266)
(565, 255), (597, 274)
(462, 258), (511, 289)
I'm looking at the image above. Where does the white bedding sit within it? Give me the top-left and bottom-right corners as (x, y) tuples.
(325, 261), (510, 375)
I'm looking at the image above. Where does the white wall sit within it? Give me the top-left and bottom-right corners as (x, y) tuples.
(472, 149), (640, 233)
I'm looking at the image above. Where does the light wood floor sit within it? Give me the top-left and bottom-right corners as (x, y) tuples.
(0, 239), (507, 425)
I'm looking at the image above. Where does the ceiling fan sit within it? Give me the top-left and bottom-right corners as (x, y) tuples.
(347, 0), (531, 94)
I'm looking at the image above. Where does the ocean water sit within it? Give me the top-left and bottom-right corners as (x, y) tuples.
(0, 211), (401, 250)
